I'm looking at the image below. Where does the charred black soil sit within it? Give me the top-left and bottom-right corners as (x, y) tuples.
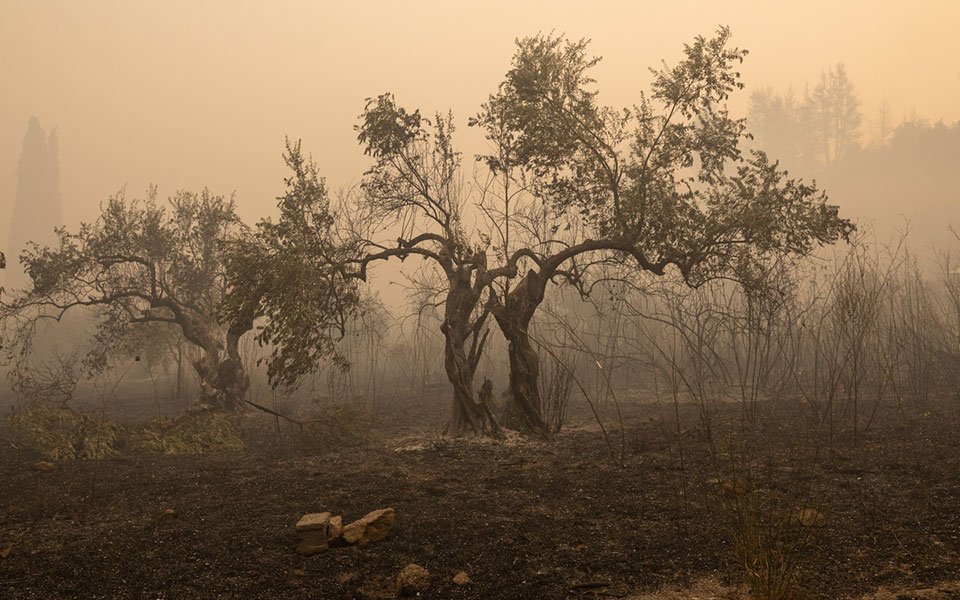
(2, 398), (959, 599)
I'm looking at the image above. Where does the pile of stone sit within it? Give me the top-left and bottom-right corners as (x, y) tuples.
(296, 508), (394, 555)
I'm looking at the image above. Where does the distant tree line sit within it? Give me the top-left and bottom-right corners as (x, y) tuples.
(749, 64), (960, 252)
(748, 63), (862, 171)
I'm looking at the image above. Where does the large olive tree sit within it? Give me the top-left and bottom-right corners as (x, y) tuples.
(469, 28), (854, 433)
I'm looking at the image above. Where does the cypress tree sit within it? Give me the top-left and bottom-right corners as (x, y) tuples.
(7, 116), (62, 290)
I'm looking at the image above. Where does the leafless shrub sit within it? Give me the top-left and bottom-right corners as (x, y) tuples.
(725, 485), (819, 600)
(614, 255), (826, 598)
(9, 348), (82, 409)
(538, 350), (576, 433)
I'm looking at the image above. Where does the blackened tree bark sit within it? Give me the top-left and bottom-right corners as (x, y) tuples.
(440, 260), (504, 437)
(491, 269), (549, 436)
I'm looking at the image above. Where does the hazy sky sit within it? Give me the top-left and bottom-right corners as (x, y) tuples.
(2, 1), (959, 247)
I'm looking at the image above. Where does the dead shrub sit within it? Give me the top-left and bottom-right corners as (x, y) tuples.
(245, 403), (377, 454)
(539, 353), (575, 433)
(722, 482), (818, 600)
(132, 410), (244, 455)
(9, 404), (120, 460)
(297, 404), (375, 452)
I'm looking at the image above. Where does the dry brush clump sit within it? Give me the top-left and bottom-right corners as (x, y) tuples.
(9, 403), (121, 460)
(131, 410), (244, 455)
(538, 350), (576, 434)
(3, 331), (247, 457)
(725, 491), (823, 600)
(295, 403), (377, 453)
(239, 399), (378, 456)
(9, 404), (246, 458)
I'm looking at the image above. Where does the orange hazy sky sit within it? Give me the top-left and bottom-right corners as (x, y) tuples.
(1, 0), (958, 242)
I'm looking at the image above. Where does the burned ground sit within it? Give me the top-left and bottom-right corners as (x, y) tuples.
(1, 395), (959, 599)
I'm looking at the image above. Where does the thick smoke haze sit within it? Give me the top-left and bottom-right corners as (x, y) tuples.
(4, 6), (960, 597)
(2, 0), (958, 284)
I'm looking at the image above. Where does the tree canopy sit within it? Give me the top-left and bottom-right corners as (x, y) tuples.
(466, 28), (853, 433)
(221, 141), (360, 389)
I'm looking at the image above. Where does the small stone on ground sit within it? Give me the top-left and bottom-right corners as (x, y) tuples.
(396, 563), (430, 596)
(452, 571), (471, 585)
(341, 508), (395, 545)
(296, 512), (331, 531)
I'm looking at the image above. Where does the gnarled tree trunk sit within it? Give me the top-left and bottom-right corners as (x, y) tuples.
(185, 315), (251, 412)
(442, 329), (483, 434)
(492, 270), (549, 437)
(441, 264), (502, 437)
(216, 323), (251, 410)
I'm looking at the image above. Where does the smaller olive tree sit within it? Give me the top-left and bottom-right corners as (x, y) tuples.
(221, 141), (360, 390)
(2, 188), (251, 411)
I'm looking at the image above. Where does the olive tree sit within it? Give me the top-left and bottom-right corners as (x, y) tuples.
(468, 28), (854, 433)
(2, 188), (252, 411)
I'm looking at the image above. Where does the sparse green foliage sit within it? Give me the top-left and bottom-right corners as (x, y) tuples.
(356, 94), (425, 159)
(484, 27), (852, 268)
(221, 140), (360, 389)
(9, 405), (245, 458)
